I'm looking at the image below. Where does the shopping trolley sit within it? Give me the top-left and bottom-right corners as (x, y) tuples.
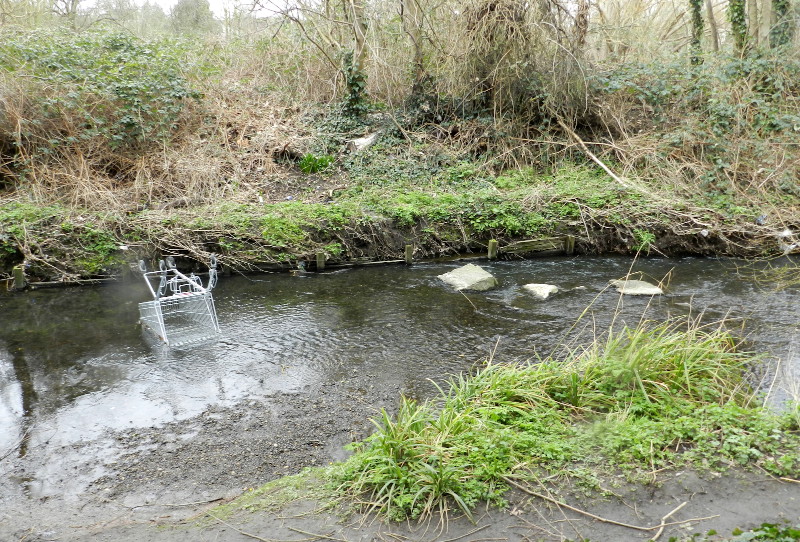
(138, 255), (221, 347)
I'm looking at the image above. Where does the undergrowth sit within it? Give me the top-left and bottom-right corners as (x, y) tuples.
(0, 28), (200, 164)
(590, 51), (800, 213)
(329, 318), (800, 521)
(1, 27), (798, 280)
(0, 201), (123, 278)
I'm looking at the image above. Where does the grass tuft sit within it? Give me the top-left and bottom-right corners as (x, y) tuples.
(331, 318), (800, 521)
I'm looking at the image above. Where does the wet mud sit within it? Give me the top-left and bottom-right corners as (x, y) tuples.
(3, 380), (800, 542)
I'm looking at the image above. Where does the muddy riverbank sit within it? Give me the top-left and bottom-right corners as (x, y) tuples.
(0, 372), (397, 541)
(4, 382), (800, 542)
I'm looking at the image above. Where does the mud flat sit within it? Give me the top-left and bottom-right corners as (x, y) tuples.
(3, 370), (800, 542)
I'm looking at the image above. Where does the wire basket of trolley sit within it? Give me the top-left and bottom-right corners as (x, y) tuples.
(137, 255), (221, 347)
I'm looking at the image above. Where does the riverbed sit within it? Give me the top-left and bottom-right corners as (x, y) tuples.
(1, 255), (799, 540)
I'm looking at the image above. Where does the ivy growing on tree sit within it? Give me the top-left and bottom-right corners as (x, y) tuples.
(689, 0), (704, 64)
(342, 50), (368, 117)
(728, 0), (748, 52)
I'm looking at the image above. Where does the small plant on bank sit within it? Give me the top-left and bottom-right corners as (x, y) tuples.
(633, 228), (656, 253)
(298, 153), (334, 174)
(730, 522), (800, 541)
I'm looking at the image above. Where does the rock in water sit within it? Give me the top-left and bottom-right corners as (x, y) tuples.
(523, 283), (559, 300)
(438, 264), (498, 291)
(609, 279), (663, 296)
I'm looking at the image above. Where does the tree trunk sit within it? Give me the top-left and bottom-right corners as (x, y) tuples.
(574, 0), (590, 49)
(347, 0), (368, 74)
(729, 0), (748, 52)
(706, 0), (721, 51)
(401, 0), (426, 94)
(747, 0), (760, 45)
(760, 0), (773, 43)
(340, 0), (368, 114)
(770, 0), (794, 46)
(690, 0), (704, 63)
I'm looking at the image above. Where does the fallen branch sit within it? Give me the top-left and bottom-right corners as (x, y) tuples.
(651, 501), (687, 541)
(556, 118), (636, 192)
(503, 477), (717, 534)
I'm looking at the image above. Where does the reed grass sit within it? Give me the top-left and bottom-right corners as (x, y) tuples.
(332, 318), (800, 521)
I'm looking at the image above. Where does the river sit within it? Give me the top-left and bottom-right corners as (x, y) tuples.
(1, 255), (799, 474)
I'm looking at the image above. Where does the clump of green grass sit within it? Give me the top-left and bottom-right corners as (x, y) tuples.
(330, 319), (800, 521)
(299, 153), (334, 174)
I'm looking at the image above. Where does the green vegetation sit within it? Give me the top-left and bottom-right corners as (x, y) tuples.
(684, 523), (800, 541)
(0, 29), (199, 155)
(329, 319), (800, 521)
(209, 470), (329, 520)
(0, 202), (121, 277)
(591, 53), (800, 202)
(0, 5), (797, 283)
(298, 153), (335, 174)
(729, 523), (800, 541)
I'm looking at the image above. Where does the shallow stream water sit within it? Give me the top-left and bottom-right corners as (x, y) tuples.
(1, 256), (798, 465)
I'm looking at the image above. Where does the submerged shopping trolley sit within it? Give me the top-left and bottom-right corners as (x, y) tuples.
(138, 255), (221, 347)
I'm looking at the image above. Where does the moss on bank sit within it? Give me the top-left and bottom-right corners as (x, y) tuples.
(0, 162), (789, 282)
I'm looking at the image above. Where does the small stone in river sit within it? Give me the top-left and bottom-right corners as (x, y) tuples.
(522, 283), (559, 300)
(609, 279), (663, 296)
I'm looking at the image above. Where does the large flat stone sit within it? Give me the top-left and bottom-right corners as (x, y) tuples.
(609, 279), (663, 296)
(523, 283), (559, 300)
(438, 264), (498, 291)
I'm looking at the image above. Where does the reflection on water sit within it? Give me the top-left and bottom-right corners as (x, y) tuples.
(0, 256), (798, 458)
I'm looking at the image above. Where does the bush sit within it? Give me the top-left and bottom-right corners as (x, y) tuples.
(0, 28), (200, 164)
(590, 51), (800, 200)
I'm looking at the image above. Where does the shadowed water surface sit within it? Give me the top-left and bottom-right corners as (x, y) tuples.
(1, 256), (798, 459)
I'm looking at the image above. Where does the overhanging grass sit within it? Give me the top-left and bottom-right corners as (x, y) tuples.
(330, 319), (800, 521)
(207, 468), (328, 523)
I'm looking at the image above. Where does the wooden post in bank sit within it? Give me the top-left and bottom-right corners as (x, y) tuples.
(12, 264), (26, 290)
(563, 235), (575, 255)
(487, 239), (499, 260)
(405, 244), (413, 265)
(316, 252), (326, 271)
